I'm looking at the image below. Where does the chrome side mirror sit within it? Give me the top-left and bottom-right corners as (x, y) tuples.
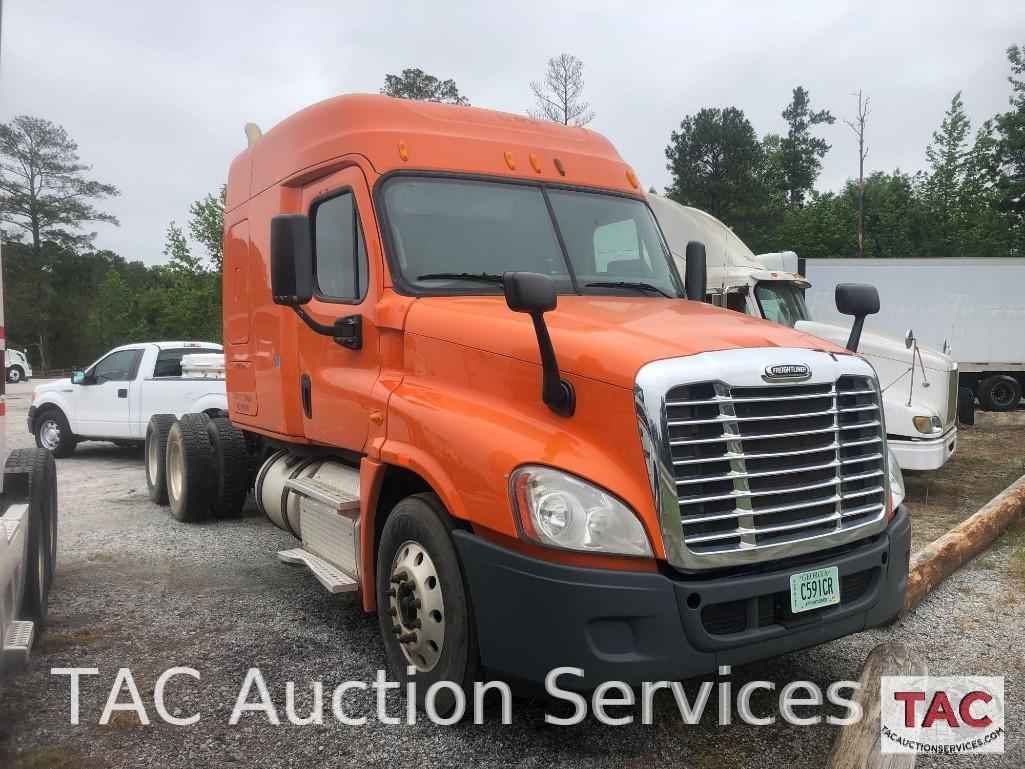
(904, 329), (914, 350)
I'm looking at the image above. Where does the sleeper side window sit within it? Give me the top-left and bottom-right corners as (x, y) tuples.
(313, 191), (368, 302)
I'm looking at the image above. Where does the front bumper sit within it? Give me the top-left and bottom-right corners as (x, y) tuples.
(454, 506), (910, 688)
(889, 427), (957, 471)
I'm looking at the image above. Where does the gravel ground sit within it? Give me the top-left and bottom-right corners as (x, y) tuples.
(0, 380), (1021, 769)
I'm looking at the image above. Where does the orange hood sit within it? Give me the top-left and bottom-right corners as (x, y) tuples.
(404, 296), (848, 389)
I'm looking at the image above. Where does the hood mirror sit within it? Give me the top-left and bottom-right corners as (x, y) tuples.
(835, 283), (880, 353)
(503, 272), (575, 417)
(904, 329), (915, 350)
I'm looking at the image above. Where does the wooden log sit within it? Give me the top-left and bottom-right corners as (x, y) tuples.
(901, 471), (1025, 616)
(826, 641), (927, 769)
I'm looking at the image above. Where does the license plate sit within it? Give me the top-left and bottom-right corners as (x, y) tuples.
(789, 566), (840, 613)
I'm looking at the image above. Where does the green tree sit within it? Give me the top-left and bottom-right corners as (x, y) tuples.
(780, 87), (835, 208)
(991, 42), (1025, 252)
(665, 107), (768, 235)
(381, 68), (470, 105)
(188, 185), (226, 269)
(0, 115), (119, 372)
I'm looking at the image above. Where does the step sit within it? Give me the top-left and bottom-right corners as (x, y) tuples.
(284, 476), (359, 513)
(2, 620), (34, 669)
(278, 548), (358, 593)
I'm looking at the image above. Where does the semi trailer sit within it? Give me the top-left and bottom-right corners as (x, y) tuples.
(0, 244), (59, 684)
(145, 94), (910, 709)
(801, 257), (1025, 412)
(647, 195), (965, 472)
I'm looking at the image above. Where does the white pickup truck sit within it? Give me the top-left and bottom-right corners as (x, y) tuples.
(28, 341), (226, 457)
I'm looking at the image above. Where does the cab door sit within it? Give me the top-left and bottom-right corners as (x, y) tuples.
(297, 165), (381, 452)
(73, 348), (143, 438)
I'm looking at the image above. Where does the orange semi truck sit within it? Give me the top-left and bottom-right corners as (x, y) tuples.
(146, 94), (910, 705)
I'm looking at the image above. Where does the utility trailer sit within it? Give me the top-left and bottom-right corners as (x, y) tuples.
(803, 257), (1025, 411)
(146, 94), (911, 712)
(0, 244), (59, 684)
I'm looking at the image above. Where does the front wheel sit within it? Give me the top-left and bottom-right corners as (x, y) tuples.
(34, 410), (77, 458)
(376, 493), (479, 715)
(7, 365), (24, 384)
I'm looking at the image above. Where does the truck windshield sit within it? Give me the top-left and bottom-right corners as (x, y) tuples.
(380, 177), (682, 297)
(754, 281), (811, 328)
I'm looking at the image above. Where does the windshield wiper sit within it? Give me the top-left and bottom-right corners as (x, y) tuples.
(585, 281), (674, 298)
(417, 272), (505, 285)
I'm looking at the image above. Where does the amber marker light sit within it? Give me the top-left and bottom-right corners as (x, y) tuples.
(529, 153), (542, 173)
(504, 150), (516, 170)
(626, 168), (639, 188)
(553, 157), (566, 176)
(398, 140), (409, 161)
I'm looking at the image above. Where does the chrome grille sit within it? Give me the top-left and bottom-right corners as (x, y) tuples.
(667, 376), (887, 557)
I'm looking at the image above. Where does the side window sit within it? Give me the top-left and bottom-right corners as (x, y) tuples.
(153, 347), (222, 378)
(91, 350), (141, 382)
(313, 191), (368, 302)
(593, 218), (652, 277)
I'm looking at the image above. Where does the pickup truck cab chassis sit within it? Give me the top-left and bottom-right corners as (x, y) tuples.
(28, 341), (225, 456)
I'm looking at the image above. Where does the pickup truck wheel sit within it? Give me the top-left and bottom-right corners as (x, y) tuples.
(978, 375), (1021, 412)
(7, 365), (24, 384)
(377, 493), (479, 715)
(207, 417), (250, 519)
(166, 418), (214, 523)
(146, 414), (178, 504)
(6, 448), (57, 637)
(34, 409), (77, 458)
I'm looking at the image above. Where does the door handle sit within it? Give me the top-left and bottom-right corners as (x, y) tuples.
(117, 388), (128, 398)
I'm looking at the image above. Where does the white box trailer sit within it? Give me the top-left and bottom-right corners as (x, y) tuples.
(803, 258), (1025, 411)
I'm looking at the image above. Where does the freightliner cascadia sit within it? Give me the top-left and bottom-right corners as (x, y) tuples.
(146, 94), (910, 711)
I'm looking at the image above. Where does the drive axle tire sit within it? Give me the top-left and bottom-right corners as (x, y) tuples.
(146, 414), (178, 505)
(978, 375), (1021, 412)
(5, 448), (58, 638)
(166, 418), (214, 523)
(34, 408), (77, 458)
(376, 493), (479, 715)
(207, 417), (251, 519)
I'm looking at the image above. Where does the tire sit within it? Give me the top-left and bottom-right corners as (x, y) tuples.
(34, 408), (77, 458)
(978, 375), (1021, 412)
(376, 493), (479, 715)
(5, 448), (58, 639)
(165, 417), (214, 523)
(7, 365), (24, 384)
(146, 414), (178, 504)
(206, 417), (251, 519)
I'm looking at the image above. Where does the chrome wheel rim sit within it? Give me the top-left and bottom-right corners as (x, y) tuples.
(388, 540), (445, 672)
(39, 419), (61, 450)
(147, 432), (160, 483)
(167, 436), (183, 501)
(10, 369), (21, 382)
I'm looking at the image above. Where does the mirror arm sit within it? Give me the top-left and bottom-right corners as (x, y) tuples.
(846, 317), (865, 352)
(291, 306), (362, 350)
(529, 312), (575, 417)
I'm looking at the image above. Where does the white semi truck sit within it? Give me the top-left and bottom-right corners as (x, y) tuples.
(648, 195), (964, 472)
(0, 243), (58, 683)
(800, 257), (1025, 413)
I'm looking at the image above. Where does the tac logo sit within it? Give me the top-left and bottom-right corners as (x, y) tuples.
(880, 676), (1005, 754)
(762, 363), (811, 381)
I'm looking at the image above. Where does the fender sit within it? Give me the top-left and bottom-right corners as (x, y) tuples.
(30, 385), (76, 431)
(189, 391), (229, 416)
(880, 389), (934, 441)
(379, 334), (661, 553)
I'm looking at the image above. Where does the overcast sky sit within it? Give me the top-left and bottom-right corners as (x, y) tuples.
(1, 1), (1021, 265)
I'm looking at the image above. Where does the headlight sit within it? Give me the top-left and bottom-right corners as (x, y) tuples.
(887, 446), (905, 510)
(510, 465), (653, 557)
(912, 415), (942, 434)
